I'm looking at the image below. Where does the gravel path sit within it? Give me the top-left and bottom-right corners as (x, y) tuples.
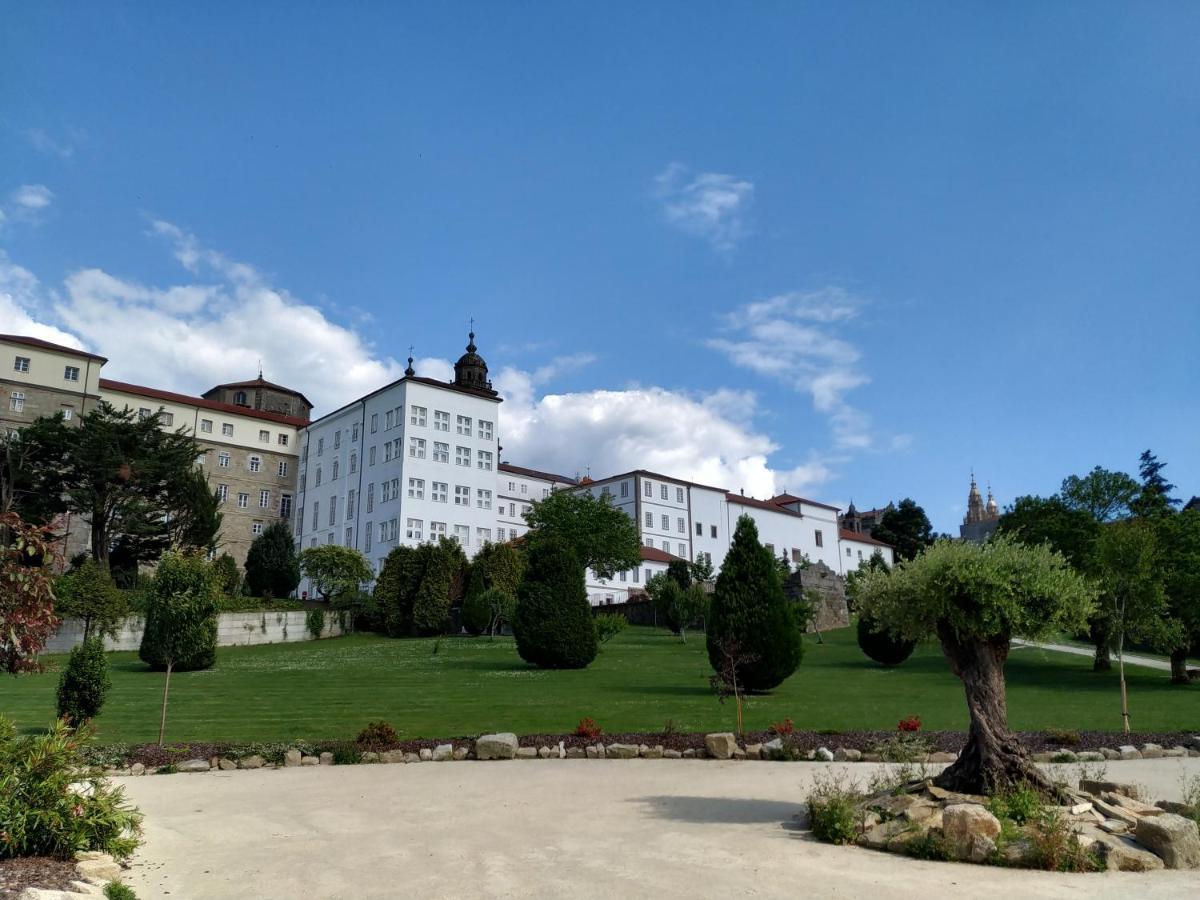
(1011, 640), (1177, 672)
(115, 758), (1200, 899)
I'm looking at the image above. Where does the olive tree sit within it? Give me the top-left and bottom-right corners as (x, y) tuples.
(855, 536), (1095, 796)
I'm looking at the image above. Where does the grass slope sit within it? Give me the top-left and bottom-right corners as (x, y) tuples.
(3, 626), (1195, 744)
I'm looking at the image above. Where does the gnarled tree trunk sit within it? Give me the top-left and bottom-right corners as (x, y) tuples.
(1089, 621), (1111, 671)
(934, 622), (1057, 797)
(1170, 648), (1191, 685)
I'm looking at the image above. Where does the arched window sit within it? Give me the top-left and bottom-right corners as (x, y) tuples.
(234, 390), (248, 406)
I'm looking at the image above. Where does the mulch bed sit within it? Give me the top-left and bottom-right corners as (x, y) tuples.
(0, 857), (79, 899)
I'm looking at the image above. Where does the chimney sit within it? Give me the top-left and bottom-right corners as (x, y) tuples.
(740, 488), (744, 496)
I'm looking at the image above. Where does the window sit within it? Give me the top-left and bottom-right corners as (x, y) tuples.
(476, 489), (492, 509)
(542, 488), (549, 498)
(678, 543), (687, 558)
(522, 504), (531, 516)
(259, 429), (270, 443)
(352, 424), (359, 441)
(200, 419), (213, 433)
(278, 433), (289, 447)
(259, 489), (270, 508)
(644, 568), (652, 583)
(645, 538), (654, 548)
(13, 356), (30, 373)
(280, 494), (292, 518)
(410, 405), (427, 426)
(846, 547), (852, 557)
(385, 410), (394, 430)
(644, 480), (652, 497)
(9, 391), (25, 412)
(508, 502), (516, 516)
(477, 450), (493, 470)
(430, 521), (446, 540)
(370, 413), (378, 433)
(347, 490), (356, 518)
(408, 478), (425, 500)
(252, 521), (264, 536)
(64, 365), (80, 382)
(678, 517), (685, 533)
(391, 477), (400, 498)
(434, 410), (449, 431)
(238, 492), (249, 509)
(433, 441), (449, 463)
(454, 524), (470, 546)
(695, 522), (703, 536)
(711, 525), (717, 538)
(61, 406), (74, 421)
(521, 483), (528, 494)
(644, 511), (653, 527)
(138, 407), (152, 420)
(312, 502), (319, 529)
(479, 419), (493, 440)
(509, 529), (517, 540)
(334, 431), (341, 449)
(278, 460), (289, 477)
(345, 526), (354, 547)
(660, 484), (668, 500)
(331, 459), (340, 480)
(218, 451), (231, 468)
(456, 415), (472, 436)
(366, 483), (374, 512)
(661, 514), (669, 529)
(315, 466), (322, 486)
(384, 441), (393, 462)
(317, 437), (324, 455)
(814, 530), (824, 548)
(365, 522), (373, 552)
(157, 410), (175, 427)
(219, 422), (233, 437)
(858, 550), (863, 559)
(455, 445), (470, 466)
(621, 482), (629, 498)
(406, 519), (423, 541)
(432, 482), (448, 503)
(249, 455), (262, 473)
(454, 485), (470, 506)
(217, 484), (228, 502)
(619, 570), (626, 582)
(350, 451), (357, 474)
(381, 480), (391, 502)
(234, 391), (248, 405)
(410, 437), (426, 458)
(477, 527), (492, 544)
(329, 498), (337, 525)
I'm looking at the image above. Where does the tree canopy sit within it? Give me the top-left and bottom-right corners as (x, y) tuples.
(1058, 466), (1139, 522)
(299, 544), (372, 604)
(523, 489), (640, 579)
(869, 498), (933, 561)
(1130, 449), (1181, 518)
(244, 521), (301, 599)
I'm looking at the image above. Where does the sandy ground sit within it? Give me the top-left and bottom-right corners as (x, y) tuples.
(114, 758), (1200, 899)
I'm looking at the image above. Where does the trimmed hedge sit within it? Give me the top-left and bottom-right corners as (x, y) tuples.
(856, 613), (916, 667)
(513, 537), (597, 669)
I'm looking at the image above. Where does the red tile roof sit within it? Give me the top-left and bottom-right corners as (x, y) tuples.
(205, 377), (313, 410)
(1, 333), (107, 363)
(769, 492), (841, 512)
(838, 528), (894, 549)
(726, 492), (805, 519)
(640, 545), (687, 563)
(498, 462), (578, 485)
(100, 379), (310, 427)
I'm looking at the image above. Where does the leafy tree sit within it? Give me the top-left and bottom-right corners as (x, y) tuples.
(706, 515), (802, 691)
(666, 559), (692, 590)
(137, 553), (219, 745)
(210, 553), (242, 598)
(166, 467), (222, 554)
(1130, 449), (1181, 518)
(463, 540), (526, 619)
(512, 536), (597, 669)
(1095, 520), (1174, 732)
(0, 511), (60, 674)
(463, 587), (516, 638)
(411, 538), (467, 635)
(869, 498), (933, 561)
(56, 638), (111, 725)
(844, 549), (890, 613)
(647, 573), (707, 643)
(299, 544), (372, 604)
(374, 545), (424, 636)
(594, 611), (628, 645)
(855, 536), (1095, 796)
(523, 489), (640, 579)
(244, 521), (301, 599)
(1059, 466), (1139, 522)
(689, 553), (715, 585)
(1158, 509), (1200, 684)
(54, 558), (127, 641)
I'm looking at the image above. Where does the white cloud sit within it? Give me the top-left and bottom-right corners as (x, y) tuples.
(22, 128), (75, 160)
(654, 163), (754, 253)
(12, 184), (53, 210)
(0, 252), (85, 348)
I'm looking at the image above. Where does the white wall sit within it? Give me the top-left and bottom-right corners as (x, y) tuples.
(44, 610), (345, 654)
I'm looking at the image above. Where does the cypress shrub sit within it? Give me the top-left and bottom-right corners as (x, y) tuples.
(56, 638), (111, 725)
(244, 521), (301, 599)
(706, 514), (802, 691)
(856, 613), (916, 666)
(461, 589), (491, 635)
(513, 537), (597, 669)
(411, 539), (466, 636)
(138, 553), (219, 673)
(463, 541), (526, 635)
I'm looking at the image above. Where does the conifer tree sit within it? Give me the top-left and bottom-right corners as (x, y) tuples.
(512, 536), (597, 669)
(244, 520), (302, 599)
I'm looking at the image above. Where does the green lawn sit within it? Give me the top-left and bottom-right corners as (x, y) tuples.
(3, 626), (1196, 744)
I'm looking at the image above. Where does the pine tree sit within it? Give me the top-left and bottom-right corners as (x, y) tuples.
(244, 521), (301, 599)
(706, 514), (802, 691)
(513, 536), (597, 669)
(1131, 450), (1180, 518)
(56, 638), (111, 725)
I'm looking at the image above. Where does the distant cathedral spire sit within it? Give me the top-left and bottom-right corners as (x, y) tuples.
(452, 326), (496, 395)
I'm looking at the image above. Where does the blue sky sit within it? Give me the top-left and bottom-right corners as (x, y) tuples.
(2, 2), (1197, 531)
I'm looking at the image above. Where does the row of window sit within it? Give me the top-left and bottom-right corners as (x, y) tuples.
(369, 408), (494, 441)
(694, 521), (719, 538)
(310, 442), (495, 485)
(307, 484), (494, 531)
(643, 480), (686, 503)
(198, 416), (289, 445)
(214, 485), (292, 516)
(644, 537), (690, 559)
(201, 452), (289, 476)
(12, 356), (81, 382)
(644, 512), (688, 533)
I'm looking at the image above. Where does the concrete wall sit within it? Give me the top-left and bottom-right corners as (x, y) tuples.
(44, 609), (345, 654)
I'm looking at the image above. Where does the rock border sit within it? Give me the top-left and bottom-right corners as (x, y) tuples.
(19, 851), (127, 899)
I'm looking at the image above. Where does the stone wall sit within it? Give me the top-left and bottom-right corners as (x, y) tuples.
(44, 609), (345, 654)
(784, 561), (850, 633)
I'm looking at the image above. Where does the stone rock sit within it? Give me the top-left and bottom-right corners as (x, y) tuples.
(418, 748), (434, 762)
(177, 758), (212, 773)
(745, 743), (762, 760)
(606, 743), (639, 759)
(432, 744), (454, 762)
(585, 745), (601, 759)
(925, 784), (988, 805)
(1156, 799), (1197, 815)
(284, 749), (302, 768)
(515, 747), (538, 760)
(1075, 751), (1105, 762)
(217, 757), (237, 771)
(1000, 837), (1037, 866)
(20, 890), (93, 900)
(859, 818), (909, 850)
(75, 859), (121, 881)
(1091, 796), (1139, 827)
(833, 747), (862, 762)
(319, 752), (334, 766)
(1163, 748), (1188, 758)
(403, 752), (422, 764)
(1102, 791), (1162, 816)
(558, 741), (566, 758)
(239, 754), (265, 769)
(1068, 802), (1094, 816)
(885, 828), (926, 853)
(681, 748), (696, 758)
(663, 749), (682, 759)
(73, 852), (111, 863)
(642, 745), (664, 759)
(475, 732), (519, 760)
(360, 751), (379, 763)
(1100, 747), (1121, 760)
(815, 747), (835, 762)
(760, 737), (785, 760)
(1098, 834), (1165, 871)
(1079, 779), (1140, 800)
(1032, 752), (1055, 763)
(129, 763), (145, 776)
(862, 752), (884, 763)
(300, 755), (319, 766)
(1118, 745), (1141, 760)
(379, 750), (404, 764)
(965, 834), (997, 863)
(942, 804), (1001, 861)
(1135, 813), (1200, 869)
(565, 746), (586, 759)
(704, 733), (738, 760)
(732, 748), (747, 760)
(1141, 742), (1164, 759)
(537, 746), (554, 759)
(926, 752), (956, 764)
(1099, 819), (1129, 835)
(453, 747), (469, 761)
(69, 881), (105, 895)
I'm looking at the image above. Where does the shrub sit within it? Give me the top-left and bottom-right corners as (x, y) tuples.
(903, 829), (952, 861)
(1043, 726), (1080, 746)
(575, 717), (602, 740)
(464, 541), (526, 612)
(594, 612), (627, 645)
(305, 609), (325, 640)
(986, 783), (1045, 825)
(512, 537), (598, 669)
(706, 515), (802, 691)
(104, 883), (138, 900)
(0, 511), (59, 673)
(244, 521), (301, 599)
(54, 559), (127, 641)
(374, 539), (466, 636)
(770, 718), (795, 737)
(356, 721), (399, 749)
(56, 639), (111, 725)
(897, 715), (921, 732)
(138, 553), (218, 673)
(807, 770), (863, 845)
(1028, 811), (1105, 872)
(210, 553), (242, 598)
(0, 716), (142, 860)
(856, 613), (915, 667)
(461, 588), (491, 636)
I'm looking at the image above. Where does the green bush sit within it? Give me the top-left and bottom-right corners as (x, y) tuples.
(706, 515), (802, 691)
(53, 559), (127, 640)
(513, 536), (598, 669)
(356, 721), (399, 749)
(210, 553), (242, 598)
(0, 716), (142, 860)
(305, 608), (325, 640)
(806, 771), (862, 845)
(104, 883), (138, 900)
(138, 553), (219, 673)
(56, 639), (111, 725)
(987, 783), (1045, 825)
(594, 612), (627, 645)
(374, 540), (466, 637)
(244, 520), (301, 599)
(1029, 811), (1105, 872)
(855, 613), (915, 667)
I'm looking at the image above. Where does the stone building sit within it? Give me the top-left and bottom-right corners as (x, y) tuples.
(839, 501), (894, 538)
(0, 334), (107, 434)
(959, 474), (1000, 543)
(202, 375), (313, 421)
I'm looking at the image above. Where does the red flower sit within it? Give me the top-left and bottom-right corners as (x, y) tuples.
(897, 715), (921, 732)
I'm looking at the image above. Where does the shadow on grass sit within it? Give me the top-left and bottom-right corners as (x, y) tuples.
(633, 795), (803, 825)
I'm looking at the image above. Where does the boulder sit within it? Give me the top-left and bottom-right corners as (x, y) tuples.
(565, 746), (586, 759)
(20, 890), (92, 900)
(1075, 751), (1105, 762)
(1163, 748), (1188, 758)
(1135, 813), (1200, 869)
(762, 737), (785, 760)
(537, 746), (554, 759)
(859, 819), (909, 850)
(999, 837), (1037, 867)
(815, 747), (835, 762)
(360, 751), (379, 763)
(432, 744), (454, 762)
(403, 752), (422, 764)
(69, 881), (105, 895)
(834, 748), (862, 762)
(177, 758), (212, 773)
(319, 752), (333, 766)
(926, 751), (956, 764)
(745, 743), (762, 760)
(704, 733), (738, 760)
(284, 749), (302, 768)
(1097, 834), (1166, 871)
(475, 733), (519, 760)
(942, 804), (1001, 861)
(606, 743), (639, 759)
(74, 859), (121, 882)
(515, 747), (538, 760)
(642, 745), (664, 759)
(1102, 792), (1163, 816)
(1141, 743), (1164, 759)
(73, 851), (111, 863)
(129, 763), (146, 776)
(452, 747), (470, 761)
(418, 748), (434, 762)
(1079, 779), (1140, 800)
(1118, 745), (1141, 760)
(300, 755), (319, 766)
(663, 749), (682, 759)
(239, 754), (265, 770)
(681, 748), (696, 759)
(732, 748), (747, 760)
(1100, 747), (1121, 761)
(585, 745), (601, 759)
(379, 750), (405, 764)
(217, 757), (237, 771)
(1091, 796), (1139, 827)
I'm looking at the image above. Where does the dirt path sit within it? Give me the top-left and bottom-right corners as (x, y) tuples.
(1010, 639), (1178, 672)
(115, 759), (1200, 899)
